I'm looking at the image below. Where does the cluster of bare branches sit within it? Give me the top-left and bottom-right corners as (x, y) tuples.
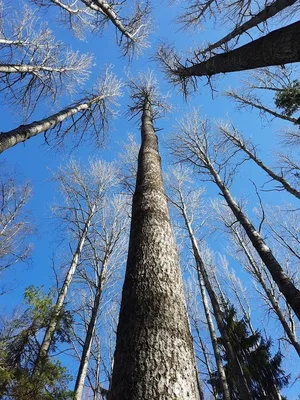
(31, 0), (98, 40)
(127, 70), (171, 118)
(32, 0), (152, 57)
(0, 3), (93, 117)
(0, 68), (123, 153)
(0, 164), (33, 294)
(225, 66), (300, 125)
(169, 108), (300, 320)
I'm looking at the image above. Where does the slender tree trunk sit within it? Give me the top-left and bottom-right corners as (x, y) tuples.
(200, 0), (297, 55)
(178, 21), (300, 77)
(198, 336), (218, 399)
(181, 205), (252, 400)
(234, 230), (300, 357)
(109, 100), (199, 399)
(208, 164), (300, 320)
(33, 205), (96, 374)
(0, 39), (29, 46)
(73, 259), (107, 400)
(0, 64), (75, 74)
(0, 97), (102, 154)
(226, 91), (299, 124)
(198, 271), (231, 400)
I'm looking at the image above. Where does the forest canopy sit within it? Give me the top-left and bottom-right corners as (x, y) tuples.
(0, 0), (299, 399)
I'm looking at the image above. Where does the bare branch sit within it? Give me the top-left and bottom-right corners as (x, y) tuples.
(0, 3), (92, 117)
(0, 68), (123, 152)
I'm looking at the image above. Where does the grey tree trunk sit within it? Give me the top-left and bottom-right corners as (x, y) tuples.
(198, 337), (218, 399)
(0, 97), (102, 154)
(178, 21), (300, 78)
(73, 259), (107, 400)
(181, 205), (252, 400)
(234, 230), (300, 357)
(208, 165), (300, 320)
(200, 0), (297, 56)
(0, 64), (75, 74)
(198, 271), (231, 400)
(34, 205), (96, 374)
(109, 99), (199, 399)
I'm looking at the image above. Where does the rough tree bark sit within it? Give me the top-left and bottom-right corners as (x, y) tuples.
(109, 95), (199, 399)
(0, 96), (103, 153)
(209, 166), (300, 320)
(180, 203), (252, 400)
(176, 21), (300, 78)
(198, 0), (297, 56)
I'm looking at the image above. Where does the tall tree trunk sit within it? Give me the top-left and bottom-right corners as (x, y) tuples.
(73, 259), (107, 400)
(177, 21), (300, 78)
(198, 337), (218, 399)
(181, 204), (252, 400)
(198, 271), (231, 400)
(109, 99), (199, 399)
(234, 229), (300, 357)
(208, 164), (300, 320)
(33, 205), (96, 375)
(0, 96), (102, 154)
(199, 0), (297, 56)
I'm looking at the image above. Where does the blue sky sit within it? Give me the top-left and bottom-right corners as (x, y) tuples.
(1, 0), (299, 398)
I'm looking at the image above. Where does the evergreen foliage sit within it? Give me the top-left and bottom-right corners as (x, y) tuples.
(209, 306), (289, 400)
(275, 80), (300, 119)
(0, 286), (73, 399)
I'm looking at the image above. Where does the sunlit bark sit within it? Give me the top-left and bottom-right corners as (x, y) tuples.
(110, 77), (199, 399)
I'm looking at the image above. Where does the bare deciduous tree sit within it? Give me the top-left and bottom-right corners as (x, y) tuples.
(167, 166), (252, 400)
(109, 73), (199, 399)
(33, 0), (152, 57)
(117, 133), (139, 195)
(0, 69), (123, 153)
(264, 204), (300, 274)
(225, 90), (300, 125)
(177, 0), (298, 57)
(30, 0), (97, 40)
(33, 159), (117, 375)
(0, 3), (92, 117)
(169, 109), (300, 320)
(72, 194), (128, 399)
(225, 65), (300, 125)
(0, 165), (33, 294)
(213, 200), (300, 357)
